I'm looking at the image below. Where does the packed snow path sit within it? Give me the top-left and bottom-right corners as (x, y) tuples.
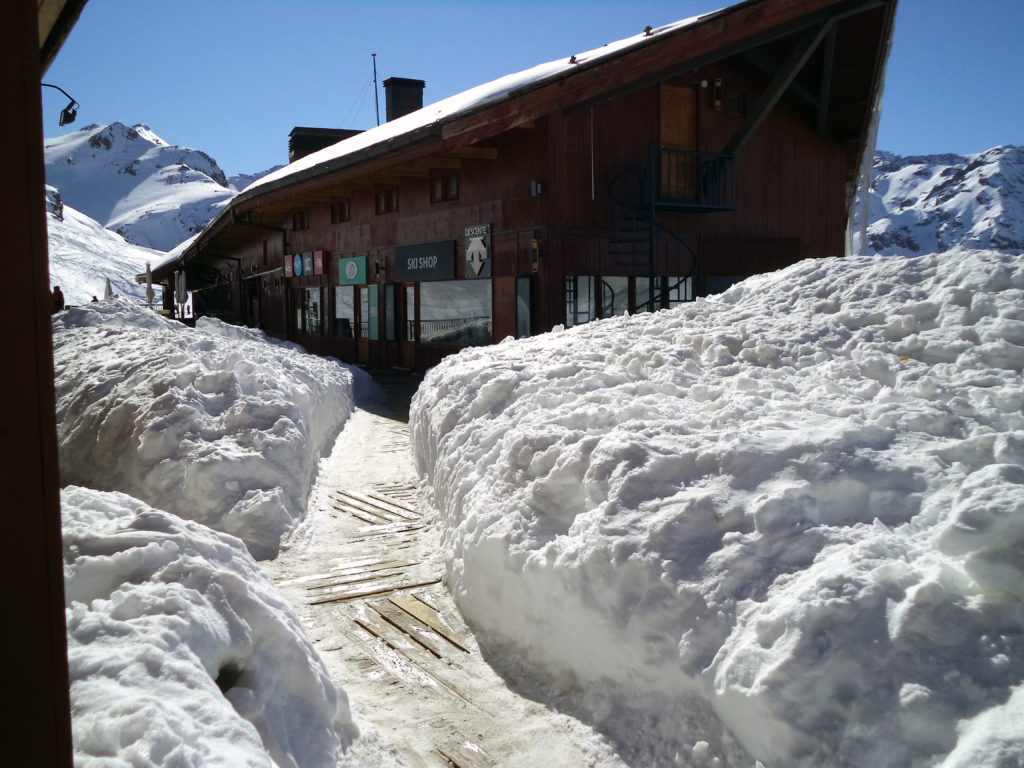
(261, 372), (626, 768)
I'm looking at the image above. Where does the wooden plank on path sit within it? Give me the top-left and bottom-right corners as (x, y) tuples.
(332, 498), (402, 524)
(346, 489), (419, 520)
(309, 577), (442, 605)
(370, 599), (444, 659)
(331, 500), (390, 525)
(390, 593), (470, 653)
(434, 741), (494, 768)
(306, 564), (416, 593)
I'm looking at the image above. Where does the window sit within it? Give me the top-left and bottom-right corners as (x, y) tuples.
(601, 276), (629, 318)
(516, 276), (532, 338)
(291, 209), (309, 231)
(565, 275), (595, 328)
(330, 198), (350, 224)
(419, 280), (492, 347)
(430, 173), (459, 203)
(375, 189), (398, 215)
(304, 287), (323, 335)
(334, 286), (355, 337)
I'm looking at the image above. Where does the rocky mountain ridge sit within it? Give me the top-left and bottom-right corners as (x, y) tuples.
(861, 144), (1024, 255)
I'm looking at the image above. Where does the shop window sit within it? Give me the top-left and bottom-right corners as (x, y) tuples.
(430, 173), (459, 203)
(291, 209), (309, 231)
(330, 199), (350, 224)
(565, 275), (595, 328)
(375, 189), (398, 215)
(304, 287), (323, 335)
(334, 285), (355, 337)
(419, 280), (492, 347)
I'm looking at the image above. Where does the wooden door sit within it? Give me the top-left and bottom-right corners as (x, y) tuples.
(659, 85), (697, 201)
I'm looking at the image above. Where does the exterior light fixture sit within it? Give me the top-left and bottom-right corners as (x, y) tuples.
(41, 83), (79, 126)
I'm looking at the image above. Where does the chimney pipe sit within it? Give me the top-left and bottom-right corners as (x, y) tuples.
(382, 77), (425, 122)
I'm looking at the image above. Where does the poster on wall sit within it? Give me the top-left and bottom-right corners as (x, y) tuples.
(465, 224), (491, 278)
(338, 255), (367, 285)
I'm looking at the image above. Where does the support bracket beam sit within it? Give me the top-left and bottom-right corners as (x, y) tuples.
(723, 19), (836, 156)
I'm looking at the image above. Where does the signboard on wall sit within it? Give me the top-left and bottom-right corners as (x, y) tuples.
(465, 224), (491, 278)
(285, 252), (320, 277)
(392, 241), (455, 282)
(338, 255), (367, 285)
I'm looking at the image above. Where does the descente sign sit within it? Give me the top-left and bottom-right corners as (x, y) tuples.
(392, 241), (456, 282)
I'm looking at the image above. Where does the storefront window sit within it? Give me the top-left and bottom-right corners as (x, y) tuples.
(565, 275), (595, 327)
(334, 285), (355, 337)
(419, 280), (492, 346)
(305, 287), (323, 335)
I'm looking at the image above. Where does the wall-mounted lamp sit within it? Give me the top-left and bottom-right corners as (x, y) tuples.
(41, 82), (79, 126)
(530, 180), (544, 198)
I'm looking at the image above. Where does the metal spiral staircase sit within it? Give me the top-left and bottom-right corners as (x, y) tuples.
(607, 145), (736, 310)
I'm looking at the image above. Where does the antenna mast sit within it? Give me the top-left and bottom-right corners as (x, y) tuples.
(372, 53), (380, 126)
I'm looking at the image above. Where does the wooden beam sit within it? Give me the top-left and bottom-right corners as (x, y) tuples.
(723, 20), (836, 156)
(817, 26), (838, 134)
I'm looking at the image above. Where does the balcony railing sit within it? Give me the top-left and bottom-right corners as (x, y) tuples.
(653, 146), (736, 212)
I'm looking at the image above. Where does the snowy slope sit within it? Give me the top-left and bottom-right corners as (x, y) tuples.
(44, 122), (235, 251)
(46, 185), (159, 306)
(411, 249), (1024, 768)
(861, 146), (1024, 255)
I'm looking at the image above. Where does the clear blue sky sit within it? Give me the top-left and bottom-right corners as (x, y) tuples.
(42, 0), (1024, 177)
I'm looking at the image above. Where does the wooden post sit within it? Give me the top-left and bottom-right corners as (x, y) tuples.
(0, 1), (74, 765)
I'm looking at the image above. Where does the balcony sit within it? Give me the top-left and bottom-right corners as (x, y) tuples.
(652, 146), (736, 212)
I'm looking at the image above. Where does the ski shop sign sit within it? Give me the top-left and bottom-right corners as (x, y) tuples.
(465, 224), (491, 278)
(392, 240), (456, 282)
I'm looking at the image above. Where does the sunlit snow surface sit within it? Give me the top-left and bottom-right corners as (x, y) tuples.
(54, 298), (366, 559)
(411, 249), (1024, 768)
(63, 486), (356, 768)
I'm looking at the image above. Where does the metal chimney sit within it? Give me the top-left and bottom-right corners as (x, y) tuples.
(382, 77), (425, 121)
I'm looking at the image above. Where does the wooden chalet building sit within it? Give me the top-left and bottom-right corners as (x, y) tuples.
(152, 0), (897, 372)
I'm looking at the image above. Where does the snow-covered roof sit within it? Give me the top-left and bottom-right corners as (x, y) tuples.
(240, 12), (711, 198)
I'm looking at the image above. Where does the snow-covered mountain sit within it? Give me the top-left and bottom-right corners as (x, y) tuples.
(862, 145), (1024, 255)
(44, 122), (237, 251)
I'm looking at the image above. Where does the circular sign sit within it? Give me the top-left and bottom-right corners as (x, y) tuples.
(345, 260), (359, 281)
(293, 253), (304, 276)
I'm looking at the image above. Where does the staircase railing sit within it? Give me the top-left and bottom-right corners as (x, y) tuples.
(607, 163), (698, 311)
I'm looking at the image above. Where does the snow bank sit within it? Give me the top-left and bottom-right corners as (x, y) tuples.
(63, 485), (356, 767)
(54, 298), (365, 558)
(411, 249), (1024, 767)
